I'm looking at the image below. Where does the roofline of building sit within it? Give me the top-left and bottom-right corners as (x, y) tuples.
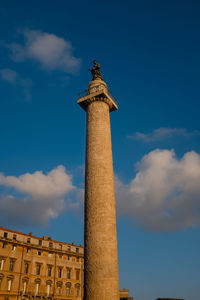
(0, 226), (83, 248)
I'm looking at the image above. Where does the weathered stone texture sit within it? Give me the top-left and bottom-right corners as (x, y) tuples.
(84, 100), (119, 300)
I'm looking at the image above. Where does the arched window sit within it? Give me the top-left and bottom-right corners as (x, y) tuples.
(75, 283), (80, 297)
(66, 282), (71, 297)
(22, 277), (29, 295)
(7, 275), (14, 292)
(7, 279), (12, 291)
(34, 279), (41, 296)
(46, 280), (52, 297)
(57, 281), (63, 296)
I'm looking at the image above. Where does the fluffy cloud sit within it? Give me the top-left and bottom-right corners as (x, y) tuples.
(128, 127), (199, 143)
(116, 149), (200, 231)
(0, 165), (79, 226)
(9, 29), (81, 73)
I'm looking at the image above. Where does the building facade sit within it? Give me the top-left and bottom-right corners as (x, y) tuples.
(0, 226), (84, 300)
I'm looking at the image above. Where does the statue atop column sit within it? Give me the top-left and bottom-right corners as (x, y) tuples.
(89, 60), (103, 81)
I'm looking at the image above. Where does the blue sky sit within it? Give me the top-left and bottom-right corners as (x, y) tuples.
(0, 1), (200, 299)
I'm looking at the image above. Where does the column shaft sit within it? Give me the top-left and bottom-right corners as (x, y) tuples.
(84, 100), (119, 300)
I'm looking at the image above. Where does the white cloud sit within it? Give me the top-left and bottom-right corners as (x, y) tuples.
(0, 165), (79, 226)
(116, 149), (200, 231)
(9, 29), (81, 73)
(128, 127), (199, 143)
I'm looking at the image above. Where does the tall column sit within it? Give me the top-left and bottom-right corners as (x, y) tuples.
(78, 62), (119, 300)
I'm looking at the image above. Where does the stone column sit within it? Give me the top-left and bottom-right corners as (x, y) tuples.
(80, 78), (119, 300)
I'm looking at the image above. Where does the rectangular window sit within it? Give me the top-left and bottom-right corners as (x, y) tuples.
(66, 287), (70, 296)
(67, 255), (70, 261)
(47, 284), (51, 297)
(3, 242), (7, 249)
(76, 257), (79, 262)
(4, 232), (8, 238)
(48, 252), (53, 257)
(35, 283), (39, 296)
(38, 240), (42, 246)
(13, 234), (17, 240)
(24, 263), (29, 274)
(76, 269), (80, 280)
(9, 260), (15, 272)
(7, 279), (12, 291)
(67, 246), (71, 251)
(59, 244), (62, 250)
(58, 267), (62, 278)
(76, 247), (79, 253)
(37, 251), (42, 256)
(27, 238), (31, 244)
(49, 242), (53, 248)
(48, 266), (52, 277)
(0, 259), (5, 270)
(12, 245), (16, 251)
(57, 286), (61, 296)
(36, 264), (41, 275)
(26, 248), (30, 254)
(67, 268), (71, 279)
(23, 281), (27, 294)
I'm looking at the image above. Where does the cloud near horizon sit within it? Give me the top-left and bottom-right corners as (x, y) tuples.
(8, 29), (81, 73)
(116, 149), (200, 231)
(0, 165), (81, 227)
(128, 127), (199, 143)
(1, 150), (200, 231)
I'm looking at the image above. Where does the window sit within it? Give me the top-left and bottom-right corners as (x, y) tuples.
(13, 234), (17, 240)
(35, 283), (39, 296)
(38, 240), (42, 246)
(36, 264), (41, 275)
(37, 251), (42, 256)
(76, 247), (79, 253)
(67, 268), (71, 279)
(59, 255), (62, 259)
(47, 284), (51, 297)
(47, 266), (52, 277)
(2, 242), (7, 249)
(22, 281), (27, 294)
(67, 255), (70, 261)
(76, 285), (80, 297)
(26, 248), (30, 254)
(9, 260), (15, 272)
(76, 269), (80, 280)
(7, 279), (12, 291)
(58, 267), (62, 278)
(67, 246), (71, 251)
(4, 232), (8, 238)
(12, 245), (16, 251)
(76, 257), (79, 262)
(66, 286), (70, 296)
(48, 252), (53, 257)
(0, 259), (5, 270)
(57, 286), (61, 296)
(24, 263), (29, 274)
(49, 242), (53, 248)
(59, 244), (62, 250)
(27, 238), (31, 244)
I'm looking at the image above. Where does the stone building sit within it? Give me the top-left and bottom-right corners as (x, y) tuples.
(0, 226), (84, 300)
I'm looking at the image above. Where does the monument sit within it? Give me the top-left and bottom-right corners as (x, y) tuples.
(78, 61), (119, 300)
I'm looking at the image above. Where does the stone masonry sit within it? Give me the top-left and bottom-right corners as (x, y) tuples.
(78, 75), (119, 300)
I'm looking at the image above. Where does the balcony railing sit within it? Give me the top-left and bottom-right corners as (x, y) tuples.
(78, 85), (118, 106)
